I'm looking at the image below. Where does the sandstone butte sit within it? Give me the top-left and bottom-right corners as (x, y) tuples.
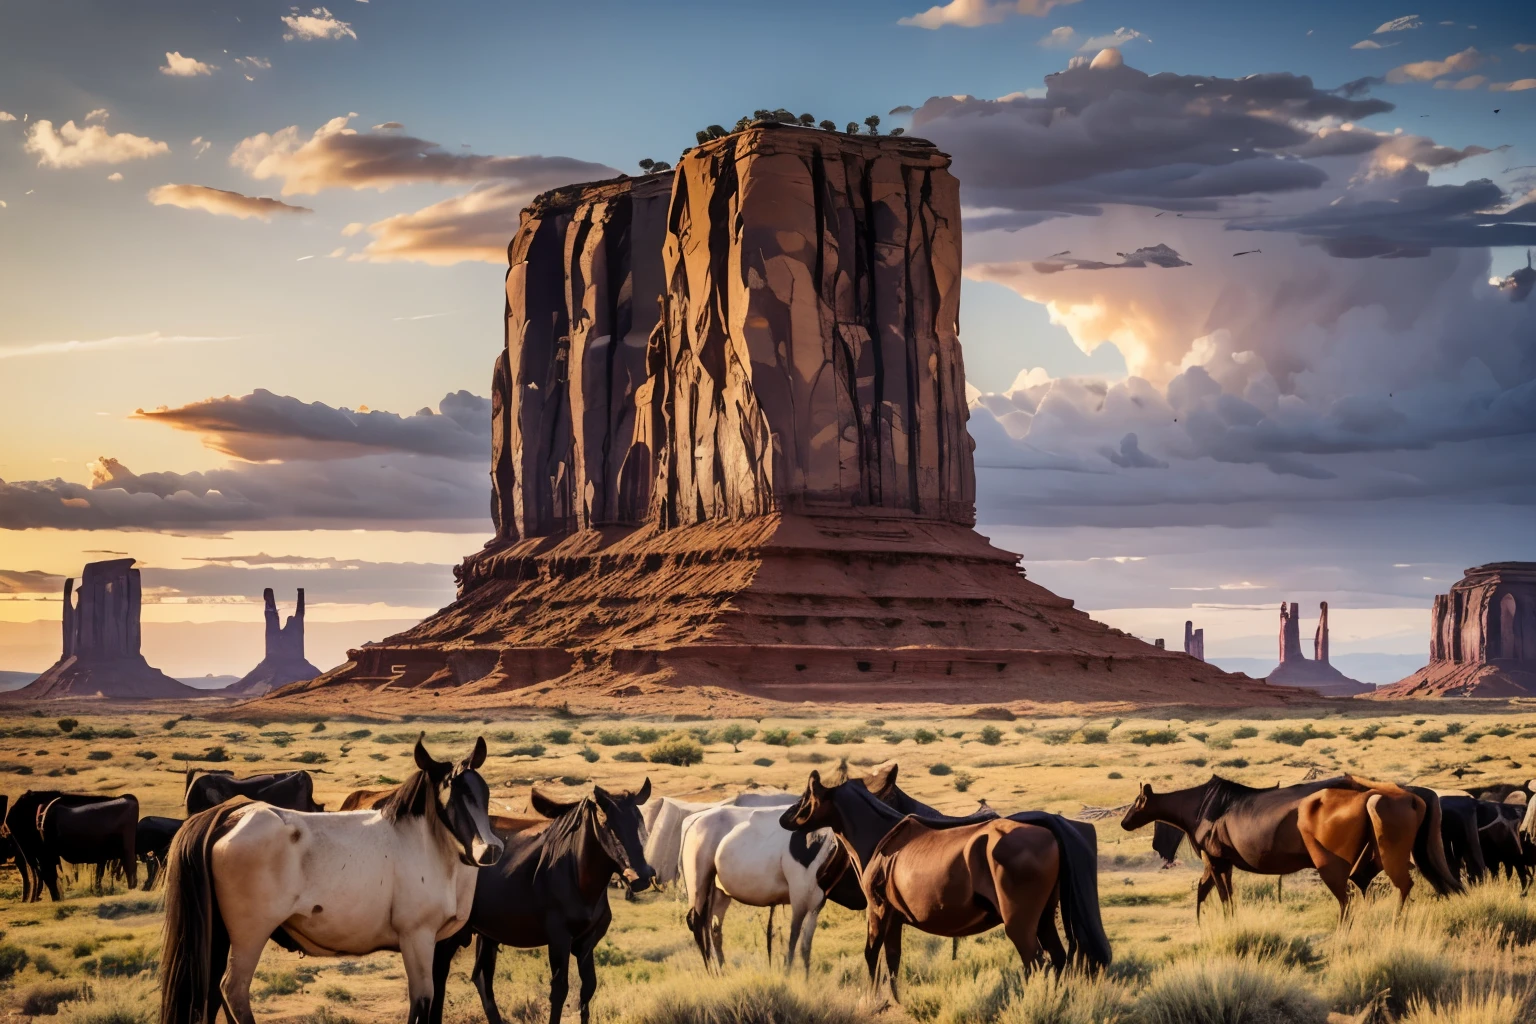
(1376, 562), (1536, 698)
(18, 558), (199, 700)
(1263, 602), (1372, 697)
(263, 123), (1306, 717)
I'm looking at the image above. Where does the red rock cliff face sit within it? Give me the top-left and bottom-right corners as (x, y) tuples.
(1379, 562), (1536, 697)
(493, 173), (673, 542)
(643, 128), (973, 527)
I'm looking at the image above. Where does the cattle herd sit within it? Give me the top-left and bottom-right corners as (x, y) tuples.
(0, 737), (1531, 1024)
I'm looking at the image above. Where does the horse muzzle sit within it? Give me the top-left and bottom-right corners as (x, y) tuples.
(471, 837), (504, 867)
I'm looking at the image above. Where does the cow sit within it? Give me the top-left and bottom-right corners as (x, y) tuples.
(6, 792), (115, 901)
(29, 794), (139, 900)
(135, 816), (183, 890)
(183, 769), (324, 815)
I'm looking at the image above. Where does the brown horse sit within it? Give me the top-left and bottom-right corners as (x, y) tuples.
(781, 771), (1110, 1003)
(1121, 775), (1461, 919)
(341, 785), (551, 838)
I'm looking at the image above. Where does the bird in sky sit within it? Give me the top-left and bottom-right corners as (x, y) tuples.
(1233, 249), (1261, 257)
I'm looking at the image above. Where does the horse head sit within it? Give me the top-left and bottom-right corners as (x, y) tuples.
(1120, 782), (1157, 831)
(413, 736), (504, 868)
(591, 780), (655, 893)
(780, 770), (841, 832)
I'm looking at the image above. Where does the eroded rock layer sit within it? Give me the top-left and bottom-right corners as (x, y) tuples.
(1264, 601), (1371, 697)
(225, 588), (320, 697)
(1378, 563), (1536, 698)
(278, 511), (1292, 713)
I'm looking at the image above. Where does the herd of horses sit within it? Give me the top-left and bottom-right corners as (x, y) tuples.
(0, 739), (1532, 1024)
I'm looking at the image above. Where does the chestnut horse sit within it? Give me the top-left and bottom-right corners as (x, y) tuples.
(781, 771), (1110, 1003)
(1121, 775), (1461, 919)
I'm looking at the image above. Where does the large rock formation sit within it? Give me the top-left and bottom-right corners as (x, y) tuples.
(1264, 601), (1371, 696)
(18, 558), (198, 699)
(1184, 620), (1205, 662)
(1378, 563), (1536, 697)
(268, 124), (1298, 715)
(224, 589), (320, 696)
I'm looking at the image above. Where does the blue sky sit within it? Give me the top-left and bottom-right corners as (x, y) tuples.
(1, 0), (1533, 683)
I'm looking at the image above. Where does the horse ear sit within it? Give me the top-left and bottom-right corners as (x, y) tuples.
(467, 737), (487, 770)
(635, 778), (651, 804)
(415, 734), (449, 781)
(865, 761), (897, 796)
(530, 785), (580, 818)
(1141, 782), (1153, 796)
(809, 770), (824, 793)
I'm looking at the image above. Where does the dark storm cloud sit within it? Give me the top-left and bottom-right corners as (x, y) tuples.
(0, 454), (490, 531)
(1231, 180), (1536, 256)
(910, 60), (1397, 221)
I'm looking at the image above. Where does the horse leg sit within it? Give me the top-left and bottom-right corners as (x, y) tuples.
(470, 936), (505, 1024)
(784, 904), (803, 973)
(1035, 888), (1067, 974)
(427, 931), (465, 1024)
(218, 930), (266, 1024)
(864, 905), (887, 996)
(205, 911), (230, 1024)
(1195, 865), (1215, 922)
(709, 890), (732, 969)
(952, 937), (960, 961)
(42, 861), (60, 902)
(573, 901), (612, 1024)
(546, 931), (574, 1024)
(1215, 863), (1236, 916)
(1299, 828), (1354, 921)
(881, 920), (904, 1005)
(1366, 793), (1416, 912)
(398, 927), (440, 1024)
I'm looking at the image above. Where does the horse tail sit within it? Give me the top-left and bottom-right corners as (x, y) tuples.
(1411, 789), (1463, 896)
(160, 799), (245, 1024)
(1026, 813), (1112, 970)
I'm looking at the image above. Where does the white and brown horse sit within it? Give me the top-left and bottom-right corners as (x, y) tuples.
(160, 737), (503, 1024)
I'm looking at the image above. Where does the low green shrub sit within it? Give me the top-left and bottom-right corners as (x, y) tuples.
(647, 737), (704, 767)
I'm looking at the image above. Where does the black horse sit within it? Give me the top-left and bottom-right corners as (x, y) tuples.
(428, 781), (655, 1024)
(6, 791), (138, 901)
(184, 769), (324, 815)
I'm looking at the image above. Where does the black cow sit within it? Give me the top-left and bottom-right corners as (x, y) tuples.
(135, 816), (183, 890)
(1435, 794), (1489, 885)
(11, 793), (139, 900)
(1476, 801), (1533, 890)
(184, 769), (324, 815)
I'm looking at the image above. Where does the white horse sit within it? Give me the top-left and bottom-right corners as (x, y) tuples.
(642, 789), (793, 887)
(160, 737), (503, 1024)
(680, 801), (835, 972)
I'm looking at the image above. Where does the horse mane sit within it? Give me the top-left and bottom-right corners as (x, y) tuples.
(1198, 775), (1277, 820)
(378, 769), (440, 823)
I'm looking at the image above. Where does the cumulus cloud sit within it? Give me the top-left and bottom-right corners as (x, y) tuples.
(161, 51), (216, 76)
(0, 111), (15, 122)
(281, 6), (356, 41)
(1385, 47), (1484, 84)
(352, 183), (536, 265)
(147, 184), (312, 220)
(230, 114), (617, 196)
(234, 56), (271, 74)
(24, 119), (169, 168)
(1351, 39), (1393, 50)
(899, 0), (1078, 29)
(0, 390), (493, 531)
(909, 60), (1392, 229)
(134, 389), (490, 461)
(1491, 79), (1536, 92)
